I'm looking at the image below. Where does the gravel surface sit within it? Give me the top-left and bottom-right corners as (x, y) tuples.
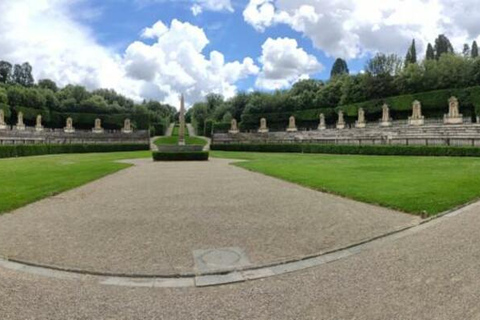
(0, 158), (417, 275)
(0, 201), (479, 319)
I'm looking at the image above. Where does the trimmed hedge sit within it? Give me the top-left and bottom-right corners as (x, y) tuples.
(240, 86), (480, 130)
(204, 119), (214, 137)
(152, 151), (209, 161)
(211, 143), (480, 157)
(0, 143), (150, 159)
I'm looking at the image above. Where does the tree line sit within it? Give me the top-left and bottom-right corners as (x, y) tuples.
(0, 61), (176, 129)
(190, 34), (480, 135)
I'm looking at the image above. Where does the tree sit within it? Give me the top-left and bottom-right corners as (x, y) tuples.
(405, 39), (417, 66)
(472, 41), (479, 58)
(0, 61), (12, 84)
(434, 34), (454, 59)
(365, 53), (403, 76)
(426, 43), (435, 60)
(330, 58), (349, 77)
(12, 62), (34, 87)
(463, 44), (471, 58)
(38, 79), (58, 92)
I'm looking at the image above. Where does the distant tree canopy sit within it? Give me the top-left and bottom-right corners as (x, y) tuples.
(0, 59), (176, 129)
(330, 58), (349, 77)
(189, 34), (480, 134)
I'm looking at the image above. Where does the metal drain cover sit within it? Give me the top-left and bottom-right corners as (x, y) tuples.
(193, 247), (250, 273)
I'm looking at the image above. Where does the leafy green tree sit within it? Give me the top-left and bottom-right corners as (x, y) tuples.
(0, 87), (8, 104)
(0, 61), (12, 84)
(426, 43), (435, 60)
(330, 58), (349, 77)
(463, 44), (471, 58)
(205, 93), (224, 112)
(38, 79), (58, 92)
(405, 39), (417, 66)
(366, 53), (403, 76)
(434, 34), (454, 60)
(472, 41), (479, 58)
(12, 63), (34, 87)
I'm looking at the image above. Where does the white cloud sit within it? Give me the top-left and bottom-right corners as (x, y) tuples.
(256, 37), (322, 90)
(191, 0), (234, 16)
(0, 0), (257, 107)
(243, 0), (480, 59)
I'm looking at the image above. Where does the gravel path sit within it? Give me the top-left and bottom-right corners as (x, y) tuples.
(0, 158), (417, 276)
(1, 200), (479, 319)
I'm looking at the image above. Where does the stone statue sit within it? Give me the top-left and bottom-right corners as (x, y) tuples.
(258, 118), (269, 133)
(336, 110), (345, 129)
(178, 94), (186, 146)
(64, 117), (75, 133)
(92, 118), (104, 133)
(35, 115), (44, 132)
(408, 100), (424, 126)
(16, 112), (25, 131)
(318, 113), (326, 130)
(287, 116), (298, 132)
(355, 108), (366, 128)
(444, 96), (463, 124)
(0, 109), (6, 130)
(380, 104), (392, 127)
(229, 119), (239, 134)
(122, 118), (133, 133)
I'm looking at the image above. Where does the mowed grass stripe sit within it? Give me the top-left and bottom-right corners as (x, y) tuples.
(211, 151), (480, 215)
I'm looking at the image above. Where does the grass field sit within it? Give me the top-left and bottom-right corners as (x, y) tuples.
(211, 151), (480, 215)
(0, 151), (150, 214)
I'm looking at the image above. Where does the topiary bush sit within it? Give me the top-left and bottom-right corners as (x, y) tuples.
(0, 143), (149, 159)
(211, 143), (480, 157)
(152, 151), (209, 161)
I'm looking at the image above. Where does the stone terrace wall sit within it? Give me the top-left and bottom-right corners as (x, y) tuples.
(0, 127), (149, 145)
(213, 122), (480, 147)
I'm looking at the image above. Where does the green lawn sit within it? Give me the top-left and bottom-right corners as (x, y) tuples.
(154, 136), (208, 146)
(211, 151), (480, 215)
(0, 151), (150, 214)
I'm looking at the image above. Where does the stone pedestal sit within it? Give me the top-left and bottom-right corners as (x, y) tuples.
(64, 117), (75, 133)
(380, 121), (392, 127)
(380, 104), (392, 127)
(286, 116), (298, 132)
(318, 113), (326, 130)
(258, 118), (269, 133)
(408, 118), (424, 126)
(35, 115), (44, 132)
(444, 116), (463, 125)
(408, 100), (424, 126)
(16, 112), (25, 131)
(0, 124), (6, 130)
(444, 97), (463, 124)
(355, 108), (366, 128)
(355, 122), (366, 128)
(229, 119), (239, 134)
(15, 124), (26, 131)
(0, 109), (7, 130)
(122, 119), (133, 133)
(35, 125), (44, 132)
(336, 111), (345, 129)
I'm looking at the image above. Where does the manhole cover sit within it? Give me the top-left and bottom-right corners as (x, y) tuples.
(193, 247), (250, 273)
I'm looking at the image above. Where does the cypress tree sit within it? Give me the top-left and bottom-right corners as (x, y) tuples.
(426, 43), (435, 60)
(434, 34), (454, 59)
(330, 58), (349, 77)
(472, 41), (479, 58)
(405, 39), (417, 65)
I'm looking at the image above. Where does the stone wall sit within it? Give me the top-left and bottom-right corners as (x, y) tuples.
(213, 122), (480, 147)
(0, 126), (149, 145)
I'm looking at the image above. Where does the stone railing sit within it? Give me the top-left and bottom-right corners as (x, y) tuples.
(0, 126), (149, 145)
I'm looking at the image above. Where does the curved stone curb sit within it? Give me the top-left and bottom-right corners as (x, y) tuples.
(1, 200), (476, 288)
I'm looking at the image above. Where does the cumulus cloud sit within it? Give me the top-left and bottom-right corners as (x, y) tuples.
(256, 37), (322, 90)
(0, 0), (257, 107)
(191, 0), (234, 16)
(243, 0), (480, 59)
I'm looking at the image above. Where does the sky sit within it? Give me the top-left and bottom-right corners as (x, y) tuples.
(1, 0), (480, 108)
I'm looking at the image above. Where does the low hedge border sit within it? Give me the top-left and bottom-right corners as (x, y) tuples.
(0, 143), (150, 159)
(152, 151), (209, 161)
(211, 143), (480, 157)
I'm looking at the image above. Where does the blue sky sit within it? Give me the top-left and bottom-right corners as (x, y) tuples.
(1, 0), (478, 106)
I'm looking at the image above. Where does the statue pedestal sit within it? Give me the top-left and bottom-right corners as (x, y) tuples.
(228, 130), (239, 134)
(258, 128), (269, 133)
(122, 129), (133, 134)
(35, 125), (44, 132)
(64, 128), (75, 133)
(444, 115), (463, 125)
(355, 121), (366, 128)
(0, 124), (7, 130)
(286, 127), (298, 132)
(380, 121), (392, 127)
(15, 125), (26, 131)
(318, 125), (326, 130)
(336, 123), (345, 129)
(408, 117), (424, 126)
(92, 128), (104, 134)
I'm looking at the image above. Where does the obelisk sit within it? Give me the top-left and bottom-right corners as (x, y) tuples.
(178, 94), (186, 146)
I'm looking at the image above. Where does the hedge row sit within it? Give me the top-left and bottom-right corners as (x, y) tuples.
(152, 151), (209, 161)
(211, 143), (480, 157)
(240, 86), (480, 130)
(0, 143), (150, 159)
